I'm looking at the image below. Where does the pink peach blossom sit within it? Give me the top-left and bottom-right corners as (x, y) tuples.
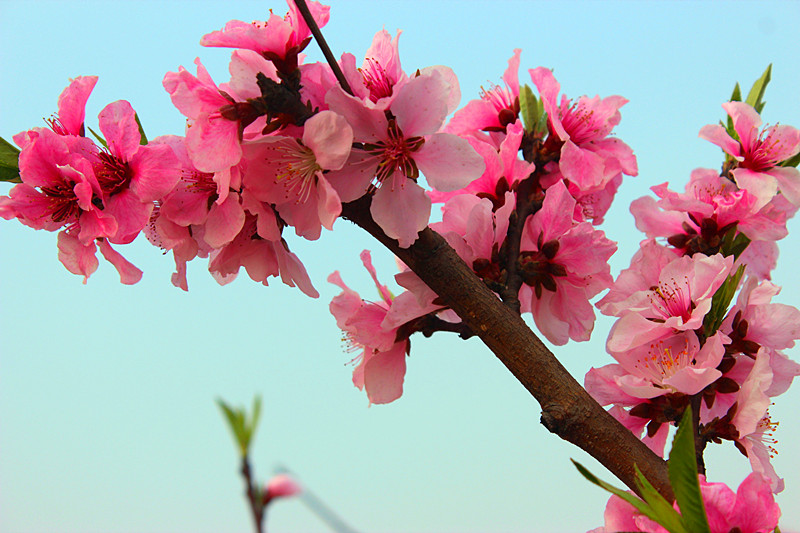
(699, 101), (800, 209)
(325, 70), (484, 247)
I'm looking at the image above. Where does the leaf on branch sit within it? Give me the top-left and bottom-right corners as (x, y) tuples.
(668, 406), (711, 533)
(745, 64), (772, 114)
(519, 84), (537, 134)
(0, 136), (21, 183)
(87, 126), (108, 149)
(702, 264), (745, 337)
(633, 465), (688, 533)
(572, 460), (687, 533)
(217, 395), (262, 457)
(134, 112), (148, 145)
(726, 82), (742, 138)
(780, 152), (800, 168)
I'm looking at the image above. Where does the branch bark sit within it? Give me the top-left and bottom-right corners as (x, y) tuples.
(294, 0), (673, 502)
(342, 195), (674, 501)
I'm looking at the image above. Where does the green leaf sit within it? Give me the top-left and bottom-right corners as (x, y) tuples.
(719, 226), (751, 260)
(633, 465), (688, 533)
(217, 396), (262, 457)
(572, 460), (687, 533)
(87, 126), (108, 149)
(572, 460), (656, 517)
(727, 82), (742, 135)
(134, 112), (148, 145)
(519, 84), (538, 134)
(729, 82), (742, 103)
(217, 399), (247, 456)
(780, 152), (800, 168)
(244, 395), (262, 449)
(0, 136), (21, 183)
(702, 264), (745, 336)
(668, 407), (711, 533)
(745, 64), (772, 114)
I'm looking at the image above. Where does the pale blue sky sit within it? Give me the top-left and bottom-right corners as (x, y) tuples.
(1, 1), (799, 532)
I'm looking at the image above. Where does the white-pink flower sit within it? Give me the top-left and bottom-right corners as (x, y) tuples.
(325, 70), (484, 247)
(242, 110), (352, 240)
(699, 101), (800, 209)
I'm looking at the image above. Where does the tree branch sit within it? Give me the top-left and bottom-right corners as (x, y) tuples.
(341, 195), (674, 501)
(296, 0), (673, 502)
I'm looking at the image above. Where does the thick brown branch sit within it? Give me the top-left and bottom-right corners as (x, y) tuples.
(341, 195), (674, 501)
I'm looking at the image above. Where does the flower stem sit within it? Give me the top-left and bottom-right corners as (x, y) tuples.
(293, 0), (354, 96)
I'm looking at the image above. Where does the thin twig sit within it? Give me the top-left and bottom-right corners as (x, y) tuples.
(241, 457), (265, 533)
(293, 0), (354, 96)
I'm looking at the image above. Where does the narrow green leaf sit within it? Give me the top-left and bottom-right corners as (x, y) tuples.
(87, 126), (108, 148)
(702, 264), (745, 336)
(244, 395), (262, 448)
(745, 64), (772, 114)
(0, 136), (21, 183)
(536, 98), (547, 133)
(727, 82), (742, 135)
(668, 407), (711, 533)
(780, 152), (800, 168)
(518, 84), (538, 134)
(729, 82), (742, 103)
(572, 460), (656, 518)
(633, 465), (688, 533)
(134, 112), (148, 145)
(217, 399), (248, 457)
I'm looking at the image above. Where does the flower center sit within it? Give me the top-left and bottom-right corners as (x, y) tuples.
(745, 125), (788, 172)
(182, 169), (217, 195)
(364, 119), (425, 191)
(648, 276), (692, 322)
(479, 83), (518, 127)
(95, 150), (133, 197)
(45, 115), (71, 136)
(268, 138), (322, 204)
(360, 58), (395, 103)
(40, 181), (81, 223)
(559, 99), (600, 144)
(636, 338), (692, 384)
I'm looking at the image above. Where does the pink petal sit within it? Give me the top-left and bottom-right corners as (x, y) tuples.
(57, 231), (98, 284)
(325, 86), (386, 142)
(57, 76), (98, 136)
(723, 101), (763, 149)
(203, 192), (245, 248)
(769, 165), (800, 206)
(97, 238), (143, 285)
(129, 143), (181, 202)
(371, 182), (431, 248)
(324, 151), (377, 203)
(316, 176), (341, 231)
(98, 100), (141, 161)
(302, 110), (353, 170)
(363, 341), (407, 404)
(559, 139), (606, 190)
(415, 133), (485, 192)
(392, 71), (449, 137)
(698, 124), (743, 160)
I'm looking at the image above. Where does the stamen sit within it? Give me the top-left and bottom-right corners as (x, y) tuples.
(360, 58), (395, 103)
(635, 338), (692, 384)
(266, 138), (321, 204)
(95, 150), (132, 196)
(648, 276), (692, 322)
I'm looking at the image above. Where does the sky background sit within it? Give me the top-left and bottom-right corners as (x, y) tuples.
(1, 1), (800, 532)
